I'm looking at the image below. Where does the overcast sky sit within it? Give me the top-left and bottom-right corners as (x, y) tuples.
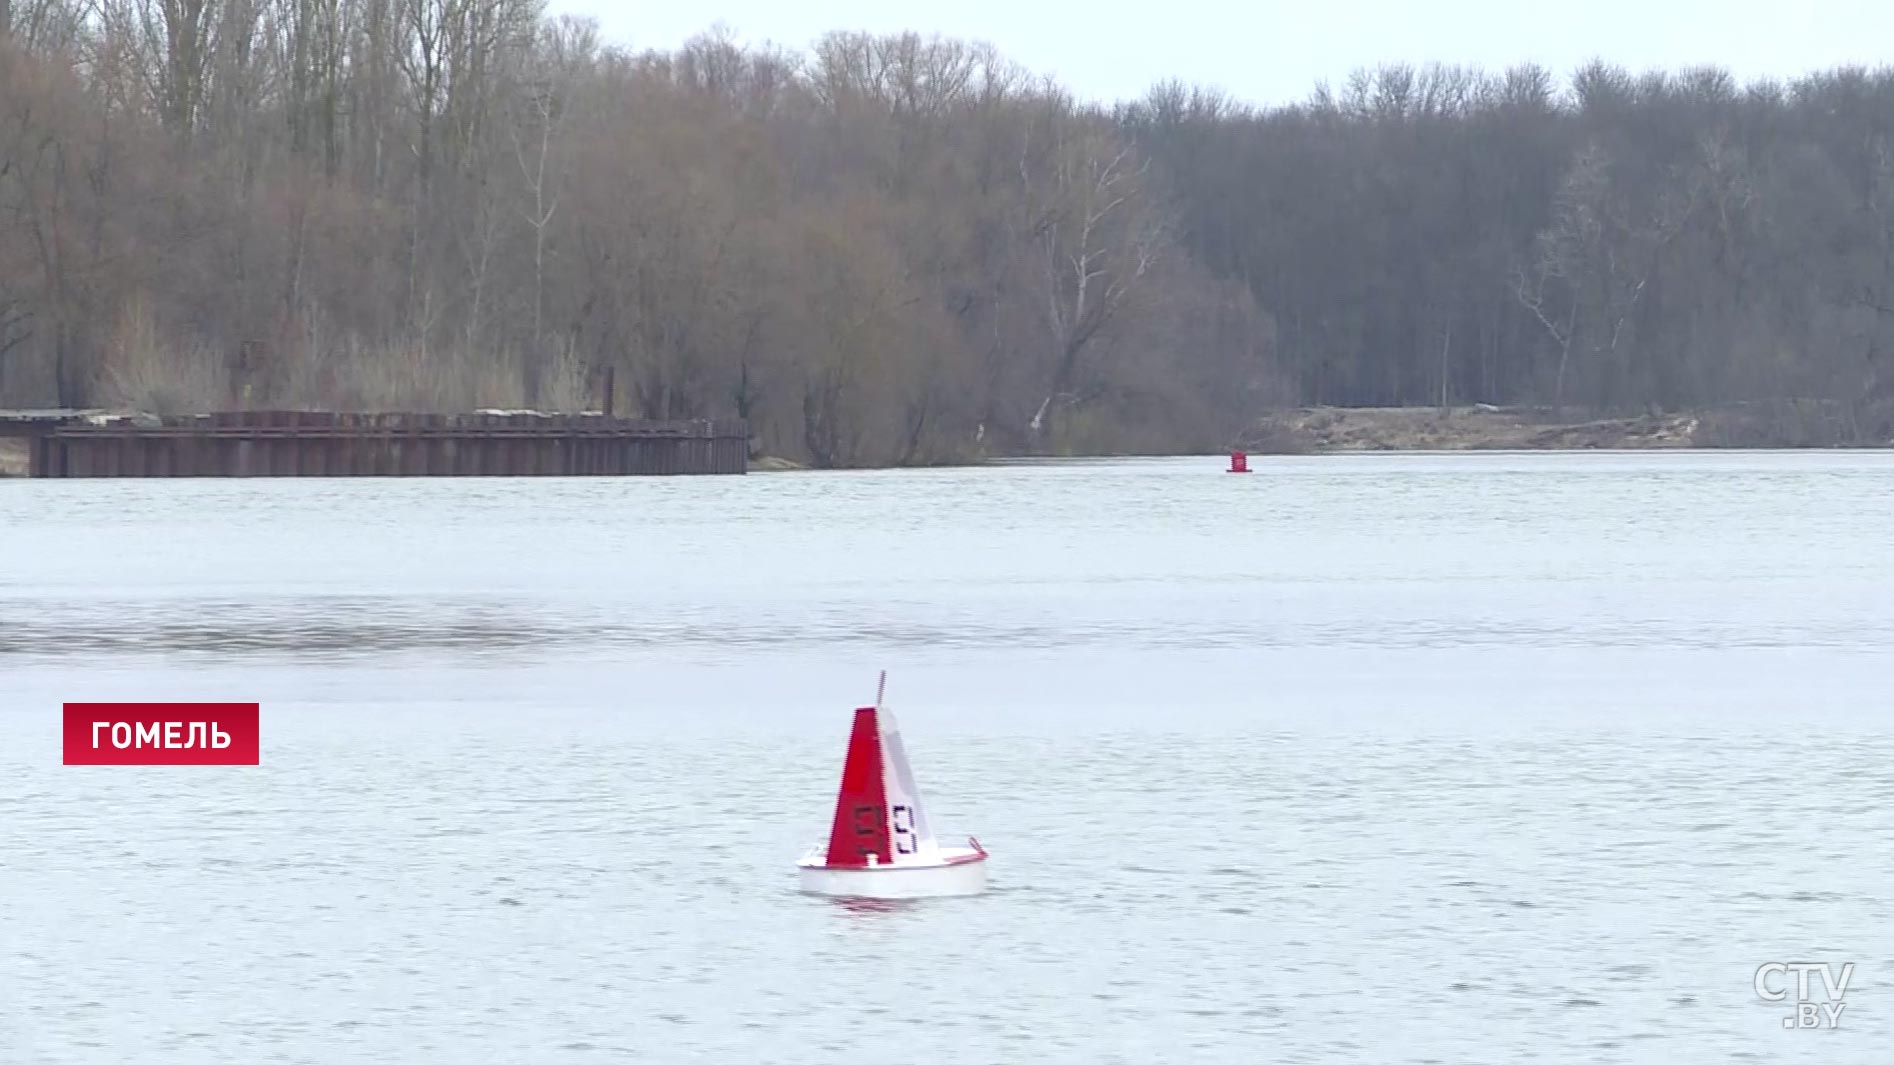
(542, 0), (1894, 106)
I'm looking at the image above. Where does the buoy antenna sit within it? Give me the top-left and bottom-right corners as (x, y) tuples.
(876, 670), (887, 706)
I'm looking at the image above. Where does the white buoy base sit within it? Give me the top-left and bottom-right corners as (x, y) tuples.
(796, 845), (988, 899)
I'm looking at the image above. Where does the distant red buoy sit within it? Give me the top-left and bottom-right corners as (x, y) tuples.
(1228, 451), (1249, 473)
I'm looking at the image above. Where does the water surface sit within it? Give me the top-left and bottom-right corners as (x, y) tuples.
(2, 451), (1892, 1063)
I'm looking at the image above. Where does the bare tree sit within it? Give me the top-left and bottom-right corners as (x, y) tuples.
(1017, 111), (1164, 446)
(510, 61), (558, 350)
(6, 20), (1894, 454)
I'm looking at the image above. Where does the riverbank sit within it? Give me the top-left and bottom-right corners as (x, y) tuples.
(1235, 401), (1890, 453)
(7, 402), (1885, 476)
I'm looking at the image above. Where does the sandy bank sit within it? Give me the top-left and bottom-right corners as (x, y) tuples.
(1235, 402), (1888, 453)
(750, 455), (809, 471)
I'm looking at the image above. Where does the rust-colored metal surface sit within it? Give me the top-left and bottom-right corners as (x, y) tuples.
(9, 411), (749, 478)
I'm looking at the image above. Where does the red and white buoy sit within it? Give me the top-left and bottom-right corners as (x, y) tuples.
(1228, 450), (1250, 473)
(796, 673), (988, 898)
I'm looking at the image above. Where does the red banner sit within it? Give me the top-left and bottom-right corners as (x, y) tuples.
(62, 703), (261, 765)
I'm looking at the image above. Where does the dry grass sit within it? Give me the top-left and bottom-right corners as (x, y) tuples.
(272, 310), (606, 413)
(531, 338), (595, 413)
(91, 297), (231, 414)
(246, 310), (607, 413)
(327, 342), (521, 412)
(0, 437), (27, 476)
(85, 300), (607, 416)
(1237, 406), (1706, 452)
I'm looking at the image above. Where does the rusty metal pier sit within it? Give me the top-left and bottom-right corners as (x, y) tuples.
(0, 410), (749, 477)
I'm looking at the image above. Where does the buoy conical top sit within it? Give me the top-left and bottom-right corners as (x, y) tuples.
(797, 675), (987, 898)
(819, 699), (941, 868)
(823, 707), (891, 868)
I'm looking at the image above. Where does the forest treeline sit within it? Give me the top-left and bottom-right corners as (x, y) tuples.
(1, 3), (1891, 464)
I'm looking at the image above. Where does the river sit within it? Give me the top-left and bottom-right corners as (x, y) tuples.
(2, 451), (1891, 1062)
